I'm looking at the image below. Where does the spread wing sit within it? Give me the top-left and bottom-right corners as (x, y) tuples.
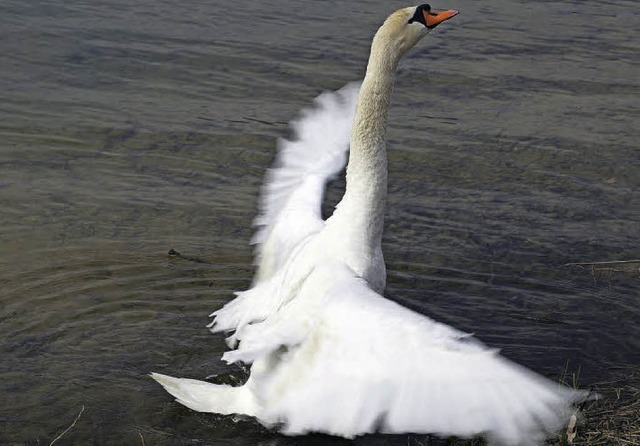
(214, 263), (586, 445)
(251, 83), (360, 282)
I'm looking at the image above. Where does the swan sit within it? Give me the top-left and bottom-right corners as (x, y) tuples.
(152, 5), (586, 445)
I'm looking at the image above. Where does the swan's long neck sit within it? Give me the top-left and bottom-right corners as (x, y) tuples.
(335, 33), (400, 249)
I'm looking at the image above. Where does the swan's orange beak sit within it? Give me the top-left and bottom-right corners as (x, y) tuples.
(424, 9), (459, 28)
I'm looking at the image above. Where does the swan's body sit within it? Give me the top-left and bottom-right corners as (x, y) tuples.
(153, 5), (586, 445)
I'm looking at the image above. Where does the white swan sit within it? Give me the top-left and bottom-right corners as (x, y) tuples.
(153, 5), (586, 445)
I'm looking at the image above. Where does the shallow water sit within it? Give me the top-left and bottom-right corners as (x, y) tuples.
(1, 0), (638, 444)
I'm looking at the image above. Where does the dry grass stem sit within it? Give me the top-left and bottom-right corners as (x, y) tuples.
(49, 405), (85, 446)
(566, 366), (640, 446)
(564, 259), (640, 281)
(564, 260), (640, 267)
(566, 413), (577, 443)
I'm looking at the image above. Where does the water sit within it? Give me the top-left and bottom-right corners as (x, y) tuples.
(1, 0), (638, 444)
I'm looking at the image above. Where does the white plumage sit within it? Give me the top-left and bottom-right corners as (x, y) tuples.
(251, 82), (360, 282)
(153, 5), (586, 445)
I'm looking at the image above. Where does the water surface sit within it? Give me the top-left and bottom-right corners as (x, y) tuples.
(1, 0), (638, 444)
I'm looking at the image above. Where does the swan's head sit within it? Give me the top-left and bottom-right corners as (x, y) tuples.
(375, 4), (459, 59)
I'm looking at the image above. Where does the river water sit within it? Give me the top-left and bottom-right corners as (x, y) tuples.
(1, 0), (638, 444)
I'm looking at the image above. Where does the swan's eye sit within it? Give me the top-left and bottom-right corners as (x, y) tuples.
(409, 4), (458, 29)
(408, 4), (432, 25)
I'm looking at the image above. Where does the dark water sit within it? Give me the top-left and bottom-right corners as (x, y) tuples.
(1, 0), (638, 444)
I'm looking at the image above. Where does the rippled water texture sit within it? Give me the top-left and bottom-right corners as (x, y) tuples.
(1, 0), (638, 444)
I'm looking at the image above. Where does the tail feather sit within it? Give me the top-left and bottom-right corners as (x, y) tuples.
(150, 372), (257, 417)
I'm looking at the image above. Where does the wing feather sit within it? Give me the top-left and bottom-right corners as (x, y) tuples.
(219, 263), (585, 444)
(251, 83), (360, 281)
